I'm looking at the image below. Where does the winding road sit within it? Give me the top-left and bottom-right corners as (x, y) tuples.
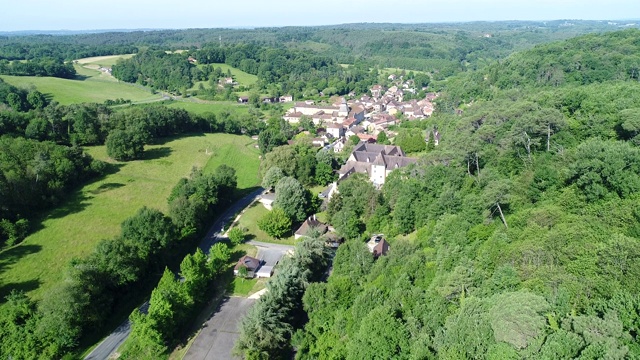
(84, 187), (264, 360)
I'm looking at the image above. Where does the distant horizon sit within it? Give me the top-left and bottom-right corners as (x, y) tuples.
(3, 0), (639, 32)
(2, 18), (640, 35)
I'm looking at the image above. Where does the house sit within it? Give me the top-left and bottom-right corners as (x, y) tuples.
(333, 138), (346, 153)
(279, 95), (293, 103)
(188, 56), (197, 64)
(367, 234), (390, 257)
(238, 96), (249, 104)
(345, 125), (365, 138)
(338, 143), (417, 186)
(326, 123), (345, 139)
(259, 192), (276, 210)
(223, 77), (234, 85)
(294, 215), (328, 239)
(283, 112), (304, 124)
(388, 74), (397, 81)
(311, 138), (327, 147)
(371, 84), (384, 98)
(234, 255), (262, 278)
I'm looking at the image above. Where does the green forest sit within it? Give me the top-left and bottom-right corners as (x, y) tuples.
(1, 21), (640, 359)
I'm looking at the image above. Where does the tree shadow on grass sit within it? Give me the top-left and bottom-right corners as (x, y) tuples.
(45, 192), (92, 220)
(73, 74), (91, 81)
(0, 279), (41, 303)
(142, 146), (172, 160)
(151, 132), (206, 146)
(0, 244), (42, 274)
(90, 182), (125, 195)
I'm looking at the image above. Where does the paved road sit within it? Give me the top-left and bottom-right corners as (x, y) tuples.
(84, 188), (264, 360)
(184, 297), (256, 360)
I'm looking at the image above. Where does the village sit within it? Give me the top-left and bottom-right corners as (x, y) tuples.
(231, 74), (443, 282)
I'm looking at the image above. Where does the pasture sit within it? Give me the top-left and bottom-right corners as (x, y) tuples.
(76, 54), (136, 67)
(207, 63), (258, 86)
(0, 133), (261, 302)
(0, 64), (162, 105)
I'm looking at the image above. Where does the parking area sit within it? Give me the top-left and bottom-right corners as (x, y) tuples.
(184, 297), (256, 360)
(251, 240), (294, 269)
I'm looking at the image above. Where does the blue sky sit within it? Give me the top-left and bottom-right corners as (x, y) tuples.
(2, 0), (639, 31)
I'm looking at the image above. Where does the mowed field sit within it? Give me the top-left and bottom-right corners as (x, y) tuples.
(0, 63), (162, 105)
(0, 133), (260, 302)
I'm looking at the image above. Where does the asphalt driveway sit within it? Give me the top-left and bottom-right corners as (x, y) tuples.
(184, 296), (256, 360)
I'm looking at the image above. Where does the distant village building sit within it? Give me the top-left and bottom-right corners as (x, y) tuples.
(279, 95), (293, 103)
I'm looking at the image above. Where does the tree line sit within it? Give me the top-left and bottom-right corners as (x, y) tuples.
(0, 41), (137, 62)
(0, 58), (76, 78)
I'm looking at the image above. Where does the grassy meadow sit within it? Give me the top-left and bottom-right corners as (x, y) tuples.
(0, 64), (162, 105)
(76, 54), (135, 67)
(164, 100), (251, 115)
(0, 133), (260, 302)
(206, 63), (258, 86)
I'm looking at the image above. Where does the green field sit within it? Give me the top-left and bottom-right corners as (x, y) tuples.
(0, 64), (162, 105)
(0, 133), (260, 302)
(164, 100), (251, 115)
(76, 54), (136, 67)
(201, 63), (258, 87)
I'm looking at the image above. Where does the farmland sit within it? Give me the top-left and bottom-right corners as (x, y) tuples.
(0, 133), (260, 302)
(0, 63), (162, 105)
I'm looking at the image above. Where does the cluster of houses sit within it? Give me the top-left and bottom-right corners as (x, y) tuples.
(280, 82), (437, 149)
(233, 213), (390, 279)
(238, 94), (294, 104)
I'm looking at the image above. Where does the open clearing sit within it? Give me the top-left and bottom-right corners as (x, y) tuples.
(0, 133), (260, 302)
(198, 63), (258, 87)
(0, 64), (162, 105)
(76, 54), (135, 67)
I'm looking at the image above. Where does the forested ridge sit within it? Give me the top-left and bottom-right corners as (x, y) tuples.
(284, 29), (640, 360)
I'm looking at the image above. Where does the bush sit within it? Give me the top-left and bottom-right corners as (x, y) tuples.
(228, 227), (245, 246)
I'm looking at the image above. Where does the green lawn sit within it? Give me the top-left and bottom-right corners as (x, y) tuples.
(236, 202), (296, 245)
(0, 133), (260, 302)
(0, 64), (161, 105)
(229, 277), (264, 297)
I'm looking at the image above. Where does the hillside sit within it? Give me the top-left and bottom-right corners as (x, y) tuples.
(249, 30), (640, 359)
(439, 28), (640, 109)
